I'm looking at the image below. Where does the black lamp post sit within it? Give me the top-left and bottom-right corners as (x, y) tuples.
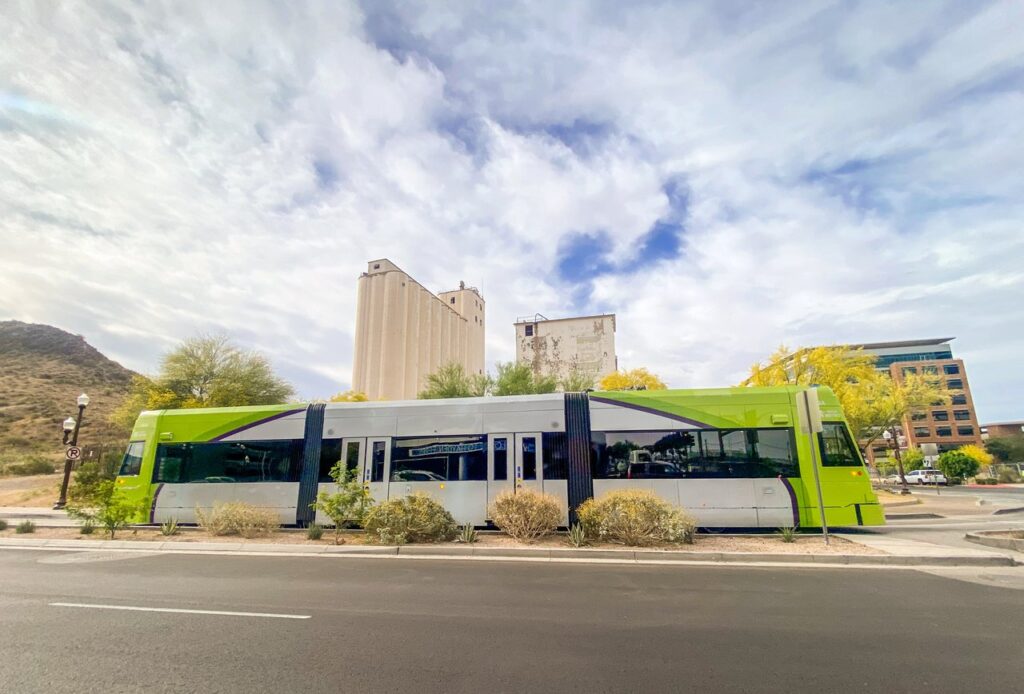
(54, 393), (89, 510)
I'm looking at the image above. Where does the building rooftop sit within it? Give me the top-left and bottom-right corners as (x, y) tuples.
(849, 337), (955, 350)
(514, 313), (616, 325)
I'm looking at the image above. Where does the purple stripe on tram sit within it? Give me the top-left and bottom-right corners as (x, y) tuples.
(211, 408), (306, 442)
(780, 476), (800, 528)
(149, 483), (164, 524)
(588, 395), (712, 429)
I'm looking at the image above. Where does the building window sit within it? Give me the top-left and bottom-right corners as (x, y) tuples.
(957, 426), (975, 436)
(525, 325), (534, 336)
(902, 367), (918, 376)
(872, 446), (890, 455)
(373, 263), (380, 269)
(914, 427), (930, 438)
(932, 411), (949, 422)
(936, 427), (952, 437)
(922, 365), (938, 375)
(954, 410), (970, 421)
(951, 394), (967, 405)
(944, 364), (960, 375)
(450, 297), (455, 304)
(911, 412), (927, 421)
(946, 379), (963, 390)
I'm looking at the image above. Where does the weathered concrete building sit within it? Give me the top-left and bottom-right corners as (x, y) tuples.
(514, 314), (616, 387)
(352, 259), (485, 401)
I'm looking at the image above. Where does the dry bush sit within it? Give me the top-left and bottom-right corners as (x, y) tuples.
(363, 494), (457, 545)
(195, 502), (279, 538)
(577, 490), (695, 546)
(488, 489), (562, 542)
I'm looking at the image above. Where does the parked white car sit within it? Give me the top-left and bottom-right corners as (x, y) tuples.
(904, 469), (947, 485)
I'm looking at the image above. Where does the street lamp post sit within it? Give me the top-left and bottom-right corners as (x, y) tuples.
(54, 393), (89, 510)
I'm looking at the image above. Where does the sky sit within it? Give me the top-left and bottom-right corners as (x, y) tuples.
(1, 1), (1022, 422)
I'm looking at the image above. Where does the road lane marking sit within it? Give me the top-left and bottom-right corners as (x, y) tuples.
(49, 602), (311, 619)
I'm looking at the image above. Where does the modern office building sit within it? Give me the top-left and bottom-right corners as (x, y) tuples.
(851, 338), (983, 466)
(514, 313), (617, 387)
(352, 259), (485, 401)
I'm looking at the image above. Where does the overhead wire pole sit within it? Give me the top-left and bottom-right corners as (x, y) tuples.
(800, 387), (829, 546)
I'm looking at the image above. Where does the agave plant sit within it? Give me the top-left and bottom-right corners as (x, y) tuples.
(567, 523), (587, 548)
(458, 523), (478, 544)
(160, 518), (179, 536)
(777, 526), (796, 543)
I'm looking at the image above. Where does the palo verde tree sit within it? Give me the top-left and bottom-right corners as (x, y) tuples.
(112, 335), (294, 431)
(418, 362), (492, 399)
(312, 461), (375, 545)
(741, 345), (949, 488)
(598, 368), (667, 392)
(560, 366), (597, 393)
(329, 390), (368, 402)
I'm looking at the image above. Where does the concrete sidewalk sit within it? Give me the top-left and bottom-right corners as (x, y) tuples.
(0, 533), (1014, 567)
(0, 506), (76, 526)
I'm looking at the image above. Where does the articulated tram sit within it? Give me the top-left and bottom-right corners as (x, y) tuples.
(114, 386), (884, 528)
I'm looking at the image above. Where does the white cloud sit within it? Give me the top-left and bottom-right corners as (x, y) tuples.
(1, 1), (1022, 421)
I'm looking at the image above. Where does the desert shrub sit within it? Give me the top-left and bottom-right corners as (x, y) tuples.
(577, 490), (696, 546)
(974, 477), (997, 485)
(488, 490), (562, 542)
(306, 523), (324, 541)
(66, 479), (146, 539)
(68, 461), (117, 507)
(195, 502), (279, 538)
(996, 467), (1022, 484)
(312, 462), (375, 544)
(363, 494), (457, 545)
(0, 519), (7, 531)
(80, 520), (95, 535)
(3, 456), (55, 476)
(16, 520), (36, 534)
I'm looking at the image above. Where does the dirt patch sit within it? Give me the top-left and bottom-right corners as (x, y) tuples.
(0, 526), (882, 554)
(0, 473), (60, 506)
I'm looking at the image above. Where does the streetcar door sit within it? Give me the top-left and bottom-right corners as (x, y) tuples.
(514, 432), (543, 495)
(313, 438), (365, 526)
(487, 434), (514, 518)
(364, 437), (391, 505)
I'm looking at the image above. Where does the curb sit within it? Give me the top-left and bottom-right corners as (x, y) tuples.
(0, 537), (1014, 567)
(964, 531), (1024, 553)
(884, 513), (944, 520)
(992, 507), (1024, 516)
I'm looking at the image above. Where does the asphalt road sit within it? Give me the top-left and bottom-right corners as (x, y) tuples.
(2, 550), (1023, 693)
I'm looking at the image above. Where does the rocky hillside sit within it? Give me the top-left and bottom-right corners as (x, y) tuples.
(0, 321), (136, 459)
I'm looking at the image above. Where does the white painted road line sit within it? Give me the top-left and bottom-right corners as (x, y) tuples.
(49, 602), (311, 619)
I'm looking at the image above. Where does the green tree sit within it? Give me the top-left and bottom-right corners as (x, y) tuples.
(598, 368), (667, 391)
(312, 462), (375, 544)
(901, 447), (924, 473)
(936, 449), (980, 481)
(112, 335), (294, 430)
(418, 362), (487, 399)
(560, 367), (596, 393)
(986, 436), (1024, 463)
(493, 362), (558, 396)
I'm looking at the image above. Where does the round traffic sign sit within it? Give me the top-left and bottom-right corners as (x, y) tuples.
(65, 446), (82, 461)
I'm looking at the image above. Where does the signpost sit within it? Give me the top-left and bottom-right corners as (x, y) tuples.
(798, 388), (829, 546)
(65, 446), (82, 462)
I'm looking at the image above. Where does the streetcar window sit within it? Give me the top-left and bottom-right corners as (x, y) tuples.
(493, 437), (508, 480)
(818, 423), (862, 467)
(371, 441), (386, 482)
(542, 432), (568, 480)
(522, 436), (537, 480)
(153, 440), (304, 483)
(318, 439), (360, 482)
(589, 428), (798, 479)
(118, 441), (145, 477)
(390, 435), (486, 481)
